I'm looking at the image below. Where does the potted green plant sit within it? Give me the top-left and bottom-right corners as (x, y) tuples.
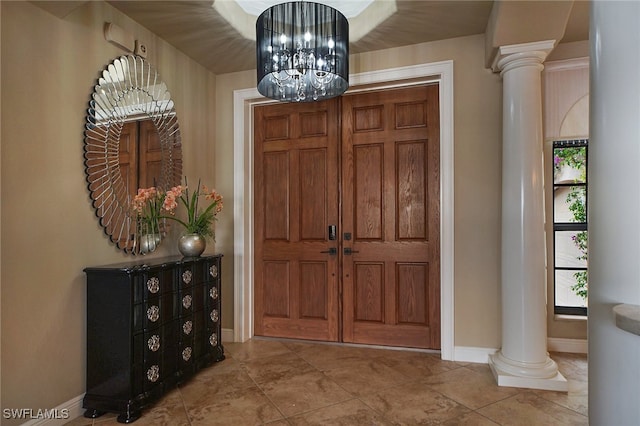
(163, 178), (224, 257)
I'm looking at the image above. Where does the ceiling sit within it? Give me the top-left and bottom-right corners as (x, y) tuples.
(100, 1), (589, 75)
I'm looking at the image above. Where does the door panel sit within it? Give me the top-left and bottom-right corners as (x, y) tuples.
(262, 261), (290, 317)
(139, 119), (162, 187)
(119, 121), (138, 201)
(353, 144), (384, 240)
(299, 149), (328, 240)
(342, 85), (440, 349)
(354, 262), (385, 322)
(254, 100), (340, 342)
(397, 141), (428, 239)
(263, 151), (290, 240)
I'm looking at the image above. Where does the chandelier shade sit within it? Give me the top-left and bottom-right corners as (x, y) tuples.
(256, 1), (349, 102)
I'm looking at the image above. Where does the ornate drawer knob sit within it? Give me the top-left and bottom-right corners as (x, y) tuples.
(209, 333), (218, 347)
(182, 295), (192, 309)
(147, 334), (160, 352)
(147, 277), (160, 294)
(147, 365), (160, 383)
(182, 347), (192, 361)
(210, 309), (219, 323)
(209, 265), (218, 278)
(183, 320), (193, 335)
(210, 287), (219, 300)
(147, 305), (160, 322)
(182, 270), (192, 285)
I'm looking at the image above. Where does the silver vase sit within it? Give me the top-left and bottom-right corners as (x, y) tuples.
(139, 234), (161, 254)
(178, 233), (206, 257)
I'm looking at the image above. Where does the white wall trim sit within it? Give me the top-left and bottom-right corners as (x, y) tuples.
(18, 394), (84, 426)
(454, 346), (498, 364)
(547, 337), (588, 354)
(233, 60), (455, 360)
(544, 56), (589, 72)
(451, 340), (587, 364)
(222, 327), (234, 343)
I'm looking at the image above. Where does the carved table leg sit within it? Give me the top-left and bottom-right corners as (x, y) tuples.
(84, 408), (106, 418)
(117, 409), (141, 424)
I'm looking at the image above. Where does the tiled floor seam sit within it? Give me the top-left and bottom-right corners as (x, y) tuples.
(469, 409), (504, 426)
(176, 386), (194, 426)
(281, 397), (371, 423)
(242, 361), (295, 423)
(537, 394), (589, 419)
(454, 388), (532, 411)
(235, 349), (348, 422)
(354, 394), (415, 425)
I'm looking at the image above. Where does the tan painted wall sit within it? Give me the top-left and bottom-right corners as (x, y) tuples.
(215, 34), (505, 349)
(1, 1), (216, 420)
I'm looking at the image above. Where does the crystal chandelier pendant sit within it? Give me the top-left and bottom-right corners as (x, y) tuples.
(256, 1), (349, 102)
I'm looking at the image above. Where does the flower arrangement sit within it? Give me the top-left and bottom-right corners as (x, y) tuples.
(163, 178), (224, 239)
(131, 178), (223, 255)
(131, 187), (177, 236)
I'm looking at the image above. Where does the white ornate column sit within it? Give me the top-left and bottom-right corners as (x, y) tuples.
(488, 40), (568, 391)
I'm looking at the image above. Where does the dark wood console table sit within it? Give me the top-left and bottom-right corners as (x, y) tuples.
(83, 255), (224, 423)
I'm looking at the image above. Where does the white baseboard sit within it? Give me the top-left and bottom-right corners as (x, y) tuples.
(453, 339), (587, 365)
(222, 328), (234, 343)
(453, 346), (498, 364)
(547, 337), (588, 354)
(18, 394), (84, 426)
(218, 332), (587, 356)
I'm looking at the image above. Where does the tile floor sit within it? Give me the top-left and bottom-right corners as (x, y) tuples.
(66, 338), (588, 425)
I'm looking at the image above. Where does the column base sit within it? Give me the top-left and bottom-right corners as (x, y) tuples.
(489, 352), (568, 392)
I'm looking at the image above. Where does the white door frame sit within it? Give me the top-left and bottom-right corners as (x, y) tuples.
(232, 60), (455, 360)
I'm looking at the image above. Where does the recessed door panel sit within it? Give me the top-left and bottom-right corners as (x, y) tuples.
(262, 261), (290, 318)
(354, 262), (385, 323)
(300, 149), (328, 241)
(396, 140), (428, 240)
(354, 144), (384, 241)
(263, 151), (290, 241)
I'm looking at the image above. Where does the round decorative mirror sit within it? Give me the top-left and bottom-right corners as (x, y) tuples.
(84, 55), (182, 255)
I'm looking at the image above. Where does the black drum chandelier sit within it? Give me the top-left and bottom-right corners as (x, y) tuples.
(256, 1), (349, 102)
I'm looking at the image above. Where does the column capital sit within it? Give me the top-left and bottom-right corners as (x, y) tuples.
(492, 40), (556, 74)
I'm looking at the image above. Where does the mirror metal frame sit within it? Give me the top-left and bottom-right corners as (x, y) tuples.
(84, 55), (182, 255)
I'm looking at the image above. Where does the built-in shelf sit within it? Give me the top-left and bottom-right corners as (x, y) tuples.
(613, 304), (640, 336)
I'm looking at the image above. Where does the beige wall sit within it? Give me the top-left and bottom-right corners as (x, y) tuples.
(215, 34), (505, 349)
(214, 69), (255, 329)
(1, 1), (216, 420)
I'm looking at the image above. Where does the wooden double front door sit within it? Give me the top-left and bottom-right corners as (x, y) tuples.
(254, 85), (441, 349)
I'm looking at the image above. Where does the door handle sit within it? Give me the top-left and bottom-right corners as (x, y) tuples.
(343, 248), (359, 255)
(320, 248), (337, 255)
